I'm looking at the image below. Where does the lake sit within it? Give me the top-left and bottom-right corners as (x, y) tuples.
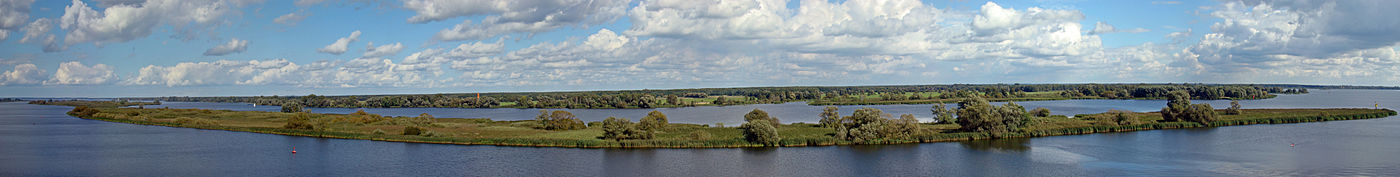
(3, 89), (1398, 176)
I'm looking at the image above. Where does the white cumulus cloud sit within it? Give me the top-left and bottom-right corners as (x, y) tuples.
(0, 0), (33, 41)
(46, 61), (115, 85)
(58, 0), (248, 46)
(415, 0), (629, 41)
(363, 42), (404, 58)
(1, 63), (46, 86)
(203, 38), (249, 56)
(273, 11), (309, 26)
(317, 30), (361, 55)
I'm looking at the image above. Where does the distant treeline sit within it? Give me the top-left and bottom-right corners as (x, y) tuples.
(1247, 84), (1399, 90)
(147, 84), (1304, 109)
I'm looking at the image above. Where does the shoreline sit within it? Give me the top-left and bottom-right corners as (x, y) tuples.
(49, 104), (1396, 149)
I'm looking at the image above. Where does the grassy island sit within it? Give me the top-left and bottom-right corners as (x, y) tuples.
(35, 98), (1394, 148)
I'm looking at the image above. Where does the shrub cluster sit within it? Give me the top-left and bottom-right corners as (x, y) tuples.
(601, 117), (653, 140)
(283, 113), (316, 130)
(403, 126), (424, 135)
(68, 106), (101, 118)
(1160, 91), (1217, 125)
(955, 96), (1032, 135)
(535, 110), (586, 130)
(740, 120), (780, 146)
(1031, 107), (1052, 117)
(637, 111), (669, 131)
(281, 103), (304, 113)
(1224, 100), (1242, 115)
(931, 103), (955, 124)
(818, 106), (842, 128)
(831, 107), (922, 144)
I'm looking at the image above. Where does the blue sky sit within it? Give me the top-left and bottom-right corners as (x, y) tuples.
(1, 0), (1398, 97)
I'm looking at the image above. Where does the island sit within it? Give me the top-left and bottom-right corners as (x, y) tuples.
(31, 89), (1395, 148)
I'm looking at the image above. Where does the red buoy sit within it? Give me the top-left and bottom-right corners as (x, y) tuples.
(292, 147), (297, 153)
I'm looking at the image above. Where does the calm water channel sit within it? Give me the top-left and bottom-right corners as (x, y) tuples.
(3, 89), (1398, 176)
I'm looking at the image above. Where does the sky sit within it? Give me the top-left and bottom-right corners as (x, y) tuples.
(1, 0), (1398, 97)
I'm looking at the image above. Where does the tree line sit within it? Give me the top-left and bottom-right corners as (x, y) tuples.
(147, 84), (1300, 110)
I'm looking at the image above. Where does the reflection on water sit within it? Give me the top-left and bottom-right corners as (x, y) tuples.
(959, 138), (1031, 152)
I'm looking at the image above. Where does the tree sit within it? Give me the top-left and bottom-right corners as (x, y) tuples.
(535, 110), (549, 126)
(955, 96), (1031, 134)
(281, 103), (304, 113)
(602, 117), (652, 140)
(1030, 107), (1051, 117)
(1160, 91), (1218, 125)
(818, 106), (842, 128)
(1184, 104), (1217, 125)
(741, 120), (780, 146)
(666, 95), (681, 106)
(712, 96), (728, 105)
(638, 110), (669, 131)
(744, 109), (781, 126)
(1160, 90), (1191, 122)
(536, 110), (586, 130)
(832, 107), (921, 143)
(931, 103), (955, 124)
(955, 97), (996, 132)
(890, 114), (921, 139)
(1225, 100), (1242, 115)
(1107, 110), (1138, 125)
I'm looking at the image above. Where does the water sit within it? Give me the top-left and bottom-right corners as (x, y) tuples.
(3, 89), (1398, 176)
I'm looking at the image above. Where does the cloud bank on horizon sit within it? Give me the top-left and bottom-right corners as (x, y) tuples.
(1, 0), (1398, 97)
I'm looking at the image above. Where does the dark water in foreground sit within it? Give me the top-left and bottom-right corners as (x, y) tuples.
(3, 89), (1399, 176)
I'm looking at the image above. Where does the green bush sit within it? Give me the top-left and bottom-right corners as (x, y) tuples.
(955, 96), (1031, 134)
(931, 103), (956, 124)
(535, 110), (586, 130)
(281, 103), (304, 113)
(602, 117), (653, 140)
(741, 120), (780, 146)
(819, 106), (842, 128)
(283, 113), (316, 130)
(834, 108), (922, 143)
(1031, 107), (1051, 117)
(744, 109), (781, 127)
(638, 110), (669, 131)
(1225, 100), (1242, 115)
(373, 129), (386, 135)
(403, 126), (424, 135)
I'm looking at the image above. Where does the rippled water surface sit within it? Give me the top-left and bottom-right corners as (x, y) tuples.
(3, 89), (1398, 176)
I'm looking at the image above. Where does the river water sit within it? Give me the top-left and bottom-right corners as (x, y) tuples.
(2, 89), (1398, 176)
